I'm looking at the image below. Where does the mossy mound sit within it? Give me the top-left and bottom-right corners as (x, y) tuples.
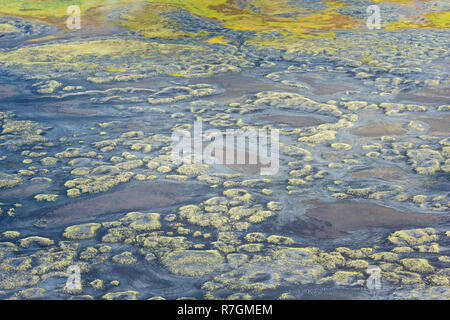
(120, 212), (161, 231)
(63, 223), (101, 240)
(161, 250), (225, 277)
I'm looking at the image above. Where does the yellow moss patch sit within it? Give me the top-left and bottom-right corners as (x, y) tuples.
(161, 250), (224, 276)
(346, 259), (369, 269)
(176, 164), (209, 176)
(67, 188), (81, 198)
(331, 143), (352, 151)
(392, 247), (414, 254)
(63, 223), (101, 240)
(267, 201), (282, 211)
(70, 167), (91, 176)
(34, 194), (58, 202)
(267, 235), (294, 245)
(400, 258), (434, 273)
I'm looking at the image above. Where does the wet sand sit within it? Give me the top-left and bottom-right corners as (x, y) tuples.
(351, 122), (407, 137)
(40, 181), (200, 225)
(288, 200), (442, 239)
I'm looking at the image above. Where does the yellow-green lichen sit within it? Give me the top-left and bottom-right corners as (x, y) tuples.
(63, 223), (101, 240)
(161, 250), (224, 277)
(120, 212), (161, 231)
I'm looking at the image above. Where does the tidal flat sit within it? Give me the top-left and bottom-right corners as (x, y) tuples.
(0, 0), (448, 300)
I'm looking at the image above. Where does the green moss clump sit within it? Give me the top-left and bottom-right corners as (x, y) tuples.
(102, 227), (136, 244)
(176, 164), (209, 176)
(2, 231), (20, 239)
(370, 252), (399, 262)
(0, 172), (23, 189)
(319, 271), (363, 286)
(19, 236), (54, 248)
(400, 258), (435, 273)
(162, 250), (224, 277)
(346, 259), (370, 269)
(34, 194), (58, 202)
(238, 244), (264, 253)
(392, 247), (414, 254)
(388, 228), (438, 246)
(244, 232), (266, 243)
(267, 235), (294, 245)
(112, 251), (137, 265)
(14, 287), (46, 299)
(63, 223), (101, 240)
(102, 291), (139, 300)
